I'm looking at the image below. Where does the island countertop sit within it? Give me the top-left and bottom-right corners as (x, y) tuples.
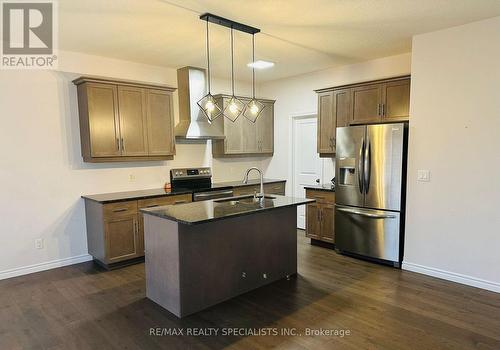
(141, 194), (314, 225)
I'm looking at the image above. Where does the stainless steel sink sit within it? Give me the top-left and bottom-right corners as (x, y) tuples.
(215, 195), (276, 205)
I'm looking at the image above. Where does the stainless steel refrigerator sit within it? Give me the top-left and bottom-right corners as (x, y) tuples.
(335, 123), (407, 267)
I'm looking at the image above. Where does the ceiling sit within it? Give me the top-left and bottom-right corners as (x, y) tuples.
(59, 0), (500, 82)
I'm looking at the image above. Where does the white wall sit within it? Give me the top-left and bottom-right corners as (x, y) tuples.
(0, 51), (265, 279)
(259, 53), (411, 194)
(403, 17), (500, 292)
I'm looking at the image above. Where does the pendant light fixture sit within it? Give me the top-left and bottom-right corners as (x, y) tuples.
(197, 18), (222, 122)
(223, 28), (245, 122)
(243, 34), (265, 123)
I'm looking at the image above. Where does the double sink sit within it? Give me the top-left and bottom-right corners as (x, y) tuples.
(214, 195), (277, 211)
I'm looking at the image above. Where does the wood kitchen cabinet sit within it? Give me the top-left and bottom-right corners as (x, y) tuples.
(317, 89), (353, 156)
(232, 181), (286, 197)
(74, 76), (176, 162)
(315, 76), (410, 156)
(84, 193), (191, 269)
(212, 95), (275, 157)
(305, 189), (335, 244)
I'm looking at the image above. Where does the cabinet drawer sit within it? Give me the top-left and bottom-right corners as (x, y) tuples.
(138, 194), (192, 209)
(103, 201), (138, 219)
(264, 182), (285, 195)
(306, 189), (335, 204)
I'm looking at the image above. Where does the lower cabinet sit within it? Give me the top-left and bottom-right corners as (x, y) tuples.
(305, 189), (335, 244)
(84, 193), (192, 268)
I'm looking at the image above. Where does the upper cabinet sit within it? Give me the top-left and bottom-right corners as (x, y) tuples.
(315, 76), (410, 157)
(74, 76), (176, 163)
(212, 95), (275, 157)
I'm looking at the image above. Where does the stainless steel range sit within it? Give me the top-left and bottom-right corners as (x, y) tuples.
(170, 167), (234, 201)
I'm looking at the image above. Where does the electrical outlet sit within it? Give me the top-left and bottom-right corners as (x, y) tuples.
(35, 238), (44, 249)
(417, 170), (430, 182)
(128, 174), (136, 182)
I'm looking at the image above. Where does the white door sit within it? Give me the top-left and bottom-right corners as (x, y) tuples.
(293, 116), (323, 229)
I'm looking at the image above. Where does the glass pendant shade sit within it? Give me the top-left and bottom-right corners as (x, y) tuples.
(223, 96), (245, 122)
(243, 98), (265, 123)
(197, 93), (222, 122)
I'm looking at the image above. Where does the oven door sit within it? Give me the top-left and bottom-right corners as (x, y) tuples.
(193, 189), (234, 201)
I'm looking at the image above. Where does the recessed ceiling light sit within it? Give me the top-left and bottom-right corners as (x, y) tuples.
(247, 60), (275, 69)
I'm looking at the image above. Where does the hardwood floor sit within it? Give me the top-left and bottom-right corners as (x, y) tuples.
(1, 231), (499, 350)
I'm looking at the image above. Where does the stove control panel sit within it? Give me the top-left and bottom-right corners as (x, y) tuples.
(170, 167), (211, 180)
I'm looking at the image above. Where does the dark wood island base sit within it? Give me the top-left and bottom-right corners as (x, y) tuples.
(144, 206), (298, 318)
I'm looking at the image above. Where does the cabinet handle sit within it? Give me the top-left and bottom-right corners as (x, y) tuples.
(112, 208), (128, 213)
(378, 103), (381, 116)
(382, 104), (385, 117)
(174, 200), (187, 204)
(116, 138), (120, 151)
(317, 210), (320, 222)
(121, 138), (125, 152)
(146, 204), (159, 208)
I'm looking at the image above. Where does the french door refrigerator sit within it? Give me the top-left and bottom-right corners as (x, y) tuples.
(335, 123), (407, 267)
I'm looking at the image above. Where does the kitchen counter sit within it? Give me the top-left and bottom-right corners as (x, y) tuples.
(82, 188), (193, 204)
(142, 194), (312, 318)
(82, 179), (286, 203)
(141, 194), (313, 225)
(304, 184), (335, 192)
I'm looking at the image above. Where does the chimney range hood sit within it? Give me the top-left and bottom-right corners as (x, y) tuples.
(175, 66), (225, 140)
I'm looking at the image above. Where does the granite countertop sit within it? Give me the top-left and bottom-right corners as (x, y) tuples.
(304, 184), (335, 192)
(82, 179), (286, 204)
(141, 194), (314, 225)
(212, 178), (286, 188)
(82, 188), (193, 204)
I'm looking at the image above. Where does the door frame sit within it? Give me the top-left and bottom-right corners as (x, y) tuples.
(291, 113), (324, 228)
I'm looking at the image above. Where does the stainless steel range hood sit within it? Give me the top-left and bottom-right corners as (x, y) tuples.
(175, 66), (225, 140)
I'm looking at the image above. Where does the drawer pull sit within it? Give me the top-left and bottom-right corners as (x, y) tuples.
(146, 204), (159, 208)
(112, 208), (128, 213)
(174, 200), (187, 204)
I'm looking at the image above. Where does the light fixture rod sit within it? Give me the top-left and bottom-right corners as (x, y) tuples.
(252, 34), (255, 98)
(230, 28), (235, 96)
(206, 19), (211, 93)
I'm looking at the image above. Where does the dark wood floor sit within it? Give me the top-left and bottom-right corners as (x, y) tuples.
(1, 231), (499, 350)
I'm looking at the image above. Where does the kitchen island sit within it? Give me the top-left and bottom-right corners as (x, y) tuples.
(141, 194), (314, 317)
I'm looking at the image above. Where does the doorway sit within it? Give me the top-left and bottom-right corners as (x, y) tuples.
(292, 115), (323, 229)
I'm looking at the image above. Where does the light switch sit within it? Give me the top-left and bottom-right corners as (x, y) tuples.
(417, 170), (430, 182)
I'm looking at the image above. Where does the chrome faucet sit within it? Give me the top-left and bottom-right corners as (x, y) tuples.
(243, 167), (264, 201)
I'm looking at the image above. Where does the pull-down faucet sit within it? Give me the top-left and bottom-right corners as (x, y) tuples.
(243, 167), (264, 201)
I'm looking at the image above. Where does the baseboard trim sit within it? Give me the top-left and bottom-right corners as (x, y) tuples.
(402, 261), (500, 293)
(0, 254), (93, 281)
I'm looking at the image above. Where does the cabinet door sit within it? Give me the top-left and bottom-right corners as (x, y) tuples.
(352, 84), (382, 124)
(306, 203), (321, 239)
(105, 215), (138, 263)
(118, 86), (148, 156)
(317, 91), (335, 154)
(87, 83), (121, 157)
(242, 118), (258, 153)
(333, 88), (353, 128)
(320, 204), (335, 243)
(146, 89), (175, 156)
(256, 102), (274, 153)
(383, 79), (410, 121)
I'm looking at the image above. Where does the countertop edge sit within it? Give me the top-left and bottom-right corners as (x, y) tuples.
(141, 198), (315, 225)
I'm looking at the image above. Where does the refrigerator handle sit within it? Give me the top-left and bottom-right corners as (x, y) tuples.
(358, 137), (365, 194)
(364, 139), (371, 193)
